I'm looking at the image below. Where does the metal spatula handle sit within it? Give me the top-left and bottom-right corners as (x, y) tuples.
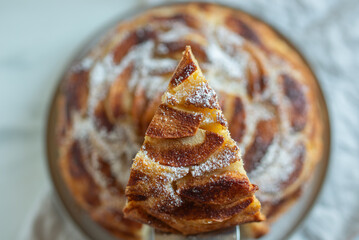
(151, 225), (240, 240)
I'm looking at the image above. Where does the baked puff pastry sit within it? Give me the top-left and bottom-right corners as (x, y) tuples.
(123, 46), (264, 235)
(57, 3), (324, 239)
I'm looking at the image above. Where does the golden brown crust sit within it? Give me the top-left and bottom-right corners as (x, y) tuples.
(144, 130), (224, 167)
(169, 54), (197, 87)
(243, 119), (278, 173)
(94, 99), (114, 132)
(57, 2), (324, 239)
(106, 64), (134, 122)
(226, 15), (263, 46)
(176, 173), (258, 205)
(281, 74), (307, 131)
(60, 140), (101, 208)
(228, 96), (246, 142)
(146, 104), (203, 139)
(62, 68), (89, 127)
(113, 28), (156, 64)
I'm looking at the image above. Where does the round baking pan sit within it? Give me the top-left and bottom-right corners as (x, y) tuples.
(45, 2), (331, 240)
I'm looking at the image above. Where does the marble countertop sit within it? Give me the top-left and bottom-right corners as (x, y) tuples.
(1, 0), (359, 240)
(0, 1), (142, 239)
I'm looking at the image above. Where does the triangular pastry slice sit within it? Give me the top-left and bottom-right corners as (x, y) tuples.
(123, 46), (264, 235)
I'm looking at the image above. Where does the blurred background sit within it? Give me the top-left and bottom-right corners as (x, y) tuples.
(1, 0), (358, 240)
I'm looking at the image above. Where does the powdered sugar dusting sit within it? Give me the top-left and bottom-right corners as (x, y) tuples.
(206, 27), (248, 80)
(172, 63), (195, 86)
(239, 102), (275, 149)
(72, 111), (140, 188)
(159, 23), (195, 42)
(186, 82), (220, 109)
(81, 57), (94, 70)
(132, 151), (189, 182)
(249, 136), (303, 202)
(190, 144), (238, 177)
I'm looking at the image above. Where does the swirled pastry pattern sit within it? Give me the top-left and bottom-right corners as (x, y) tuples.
(57, 3), (323, 239)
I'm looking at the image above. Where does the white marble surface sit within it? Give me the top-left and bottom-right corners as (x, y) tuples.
(0, 1), (142, 239)
(1, 0), (359, 240)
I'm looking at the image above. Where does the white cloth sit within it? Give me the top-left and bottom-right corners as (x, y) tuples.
(14, 0), (359, 240)
(19, 190), (85, 240)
